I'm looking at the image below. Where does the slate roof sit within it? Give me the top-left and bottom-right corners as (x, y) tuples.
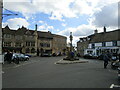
(2, 26), (53, 39)
(37, 31), (53, 39)
(52, 34), (67, 39)
(89, 29), (120, 43)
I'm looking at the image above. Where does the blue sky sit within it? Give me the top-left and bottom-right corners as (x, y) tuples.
(2, 0), (119, 45)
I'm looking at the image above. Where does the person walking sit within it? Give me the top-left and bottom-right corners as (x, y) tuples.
(5, 50), (12, 64)
(103, 51), (110, 69)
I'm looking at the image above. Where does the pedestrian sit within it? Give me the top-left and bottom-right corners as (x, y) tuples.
(9, 51), (13, 62)
(71, 51), (74, 58)
(106, 51), (112, 61)
(5, 50), (12, 64)
(103, 51), (110, 69)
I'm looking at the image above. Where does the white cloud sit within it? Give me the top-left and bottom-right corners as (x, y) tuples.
(3, 0), (75, 20)
(90, 2), (118, 28)
(62, 23), (67, 27)
(3, 0), (119, 45)
(38, 22), (54, 32)
(59, 24), (95, 36)
(3, 0), (119, 21)
(58, 24), (96, 45)
(2, 18), (29, 30)
(38, 21), (44, 24)
(4, 0), (30, 2)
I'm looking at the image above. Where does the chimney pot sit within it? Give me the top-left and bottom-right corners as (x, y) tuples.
(94, 29), (98, 34)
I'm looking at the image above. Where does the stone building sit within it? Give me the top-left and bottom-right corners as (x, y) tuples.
(77, 27), (120, 56)
(2, 25), (67, 56)
(2, 25), (36, 55)
(52, 34), (67, 55)
(37, 31), (53, 56)
(77, 37), (89, 56)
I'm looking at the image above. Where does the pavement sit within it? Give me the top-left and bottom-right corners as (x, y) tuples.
(2, 60), (31, 70)
(2, 57), (88, 69)
(2, 56), (120, 88)
(55, 59), (88, 64)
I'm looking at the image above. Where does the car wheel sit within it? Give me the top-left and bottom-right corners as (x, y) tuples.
(14, 59), (19, 64)
(26, 58), (29, 61)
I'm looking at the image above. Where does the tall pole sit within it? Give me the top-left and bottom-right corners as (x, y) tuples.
(0, 0), (3, 89)
(35, 24), (38, 56)
(70, 32), (73, 52)
(0, 0), (2, 62)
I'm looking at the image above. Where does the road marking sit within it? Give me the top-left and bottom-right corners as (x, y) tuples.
(110, 84), (114, 88)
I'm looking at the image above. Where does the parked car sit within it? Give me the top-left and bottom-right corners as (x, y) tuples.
(25, 54), (32, 57)
(57, 52), (62, 56)
(12, 53), (20, 64)
(4, 52), (19, 64)
(18, 53), (29, 61)
(41, 53), (52, 57)
(52, 53), (57, 56)
(83, 54), (95, 59)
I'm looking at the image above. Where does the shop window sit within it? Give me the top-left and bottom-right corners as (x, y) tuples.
(31, 48), (35, 53)
(26, 48), (30, 53)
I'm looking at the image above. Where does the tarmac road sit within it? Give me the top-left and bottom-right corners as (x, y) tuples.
(2, 56), (120, 88)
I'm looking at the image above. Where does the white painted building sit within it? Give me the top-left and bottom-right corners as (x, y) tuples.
(77, 27), (120, 56)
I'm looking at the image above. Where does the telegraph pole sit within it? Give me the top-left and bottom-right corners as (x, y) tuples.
(0, 1), (18, 63)
(0, 0), (3, 90)
(0, 0), (2, 63)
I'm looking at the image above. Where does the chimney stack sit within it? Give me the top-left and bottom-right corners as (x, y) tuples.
(80, 38), (83, 42)
(94, 29), (98, 34)
(104, 26), (106, 33)
(35, 24), (37, 31)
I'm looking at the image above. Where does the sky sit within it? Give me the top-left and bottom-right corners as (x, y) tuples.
(2, 0), (119, 46)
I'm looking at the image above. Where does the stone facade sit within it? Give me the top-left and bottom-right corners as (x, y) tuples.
(2, 25), (67, 56)
(77, 27), (120, 56)
(77, 37), (89, 56)
(52, 34), (67, 55)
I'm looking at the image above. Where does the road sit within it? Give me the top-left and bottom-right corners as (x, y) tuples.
(2, 56), (120, 88)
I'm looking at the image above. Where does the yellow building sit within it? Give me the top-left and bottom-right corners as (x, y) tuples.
(52, 34), (67, 55)
(2, 25), (67, 56)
